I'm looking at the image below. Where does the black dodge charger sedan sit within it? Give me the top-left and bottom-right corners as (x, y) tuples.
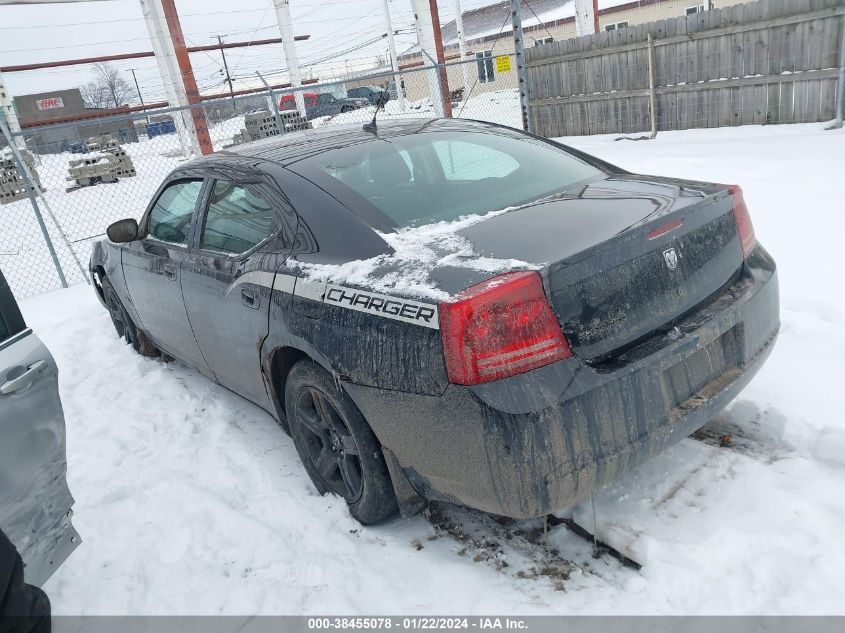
(90, 118), (779, 524)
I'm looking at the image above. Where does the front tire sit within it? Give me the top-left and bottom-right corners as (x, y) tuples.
(285, 360), (397, 524)
(100, 275), (158, 358)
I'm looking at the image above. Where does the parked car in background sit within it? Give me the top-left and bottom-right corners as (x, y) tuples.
(67, 141), (88, 154)
(90, 118), (778, 526)
(347, 85), (389, 106)
(0, 270), (79, 587)
(279, 92), (370, 120)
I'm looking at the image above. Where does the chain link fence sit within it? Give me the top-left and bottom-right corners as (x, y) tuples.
(0, 56), (520, 300)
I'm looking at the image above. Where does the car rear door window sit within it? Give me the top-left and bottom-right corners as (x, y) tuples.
(147, 179), (203, 245)
(0, 272), (25, 344)
(200, 181), (275, 255)
(0, 310), (9, 342)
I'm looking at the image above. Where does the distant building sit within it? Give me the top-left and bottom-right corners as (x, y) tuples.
(11, 88), (137, 154)
(398, 0), (731, 101)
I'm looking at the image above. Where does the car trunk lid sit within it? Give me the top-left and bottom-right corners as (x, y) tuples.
(456, 176), (743, 361)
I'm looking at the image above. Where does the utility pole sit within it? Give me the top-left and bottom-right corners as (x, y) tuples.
(411, 0), (452, 117)
(511, 0), (531, 133)
(454, 0), (470, 94)
(216, 35), (237, 114)
(834, 3), (845, 128)
(140, 0), (203, 156)
(0, 69), (20, 133)
(382, 0), (406, 108)
(127, 68), (149, 125)
(273, 0), (305, 116)
(574, 0), (597, 37)
(160, 0), (213, 155)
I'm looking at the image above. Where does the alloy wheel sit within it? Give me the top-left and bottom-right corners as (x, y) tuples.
(295, 387), (364, 502)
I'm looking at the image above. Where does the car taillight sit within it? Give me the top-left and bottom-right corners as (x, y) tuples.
(728, 185), (756, 259)
(439, 271), (572, 385)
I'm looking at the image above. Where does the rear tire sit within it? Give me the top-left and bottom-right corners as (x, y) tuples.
(285, 360), (397, 525)
(100, 275), (159, 358)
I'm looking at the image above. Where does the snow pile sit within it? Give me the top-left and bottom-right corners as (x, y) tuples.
(19, 122), (845, 614)
(292, 206), (539, 300)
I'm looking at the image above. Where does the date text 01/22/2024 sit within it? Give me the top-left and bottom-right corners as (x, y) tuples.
(307, 618), (528, 630)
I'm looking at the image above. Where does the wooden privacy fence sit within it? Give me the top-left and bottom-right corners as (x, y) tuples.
(526, 0), (844, 137)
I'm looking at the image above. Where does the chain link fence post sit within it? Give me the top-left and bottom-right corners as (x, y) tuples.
(834, 0), (845, 128)
(511, 0), (532, 133)
(256, 72), (287, 136)
(0, 111), (68, 289)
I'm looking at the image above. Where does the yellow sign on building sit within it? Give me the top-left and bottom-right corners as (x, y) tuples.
(495, 55), (512, 73)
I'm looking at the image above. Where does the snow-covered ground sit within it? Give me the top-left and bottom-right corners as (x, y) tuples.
(19, 121), (845, 615)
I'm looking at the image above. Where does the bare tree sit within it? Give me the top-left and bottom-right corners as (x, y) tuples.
(80, 81), (108, 109)
(80, 63), (134, 109)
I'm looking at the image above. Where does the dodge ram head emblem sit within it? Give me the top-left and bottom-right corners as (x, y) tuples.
(663, 247), (679, 271)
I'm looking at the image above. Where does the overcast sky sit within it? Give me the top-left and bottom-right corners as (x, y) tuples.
(0, 0), (494, 102)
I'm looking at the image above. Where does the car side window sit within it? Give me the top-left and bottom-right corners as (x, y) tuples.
(431, 139), (519, 181)
(0, 309), (9, 342)
(0, 273), (25, 343)
(200, 181), (275, 255)
(147, 179), (203, 245)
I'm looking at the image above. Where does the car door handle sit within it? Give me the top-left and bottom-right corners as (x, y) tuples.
(1, 360), (48, 396)
(241, 287), (259, 309)
(163, 265), (177, 280)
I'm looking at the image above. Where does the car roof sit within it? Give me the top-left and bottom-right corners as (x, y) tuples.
(211, 118), (508, 167)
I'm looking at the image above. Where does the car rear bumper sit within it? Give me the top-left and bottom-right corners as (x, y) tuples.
(345, 246), (779, 518)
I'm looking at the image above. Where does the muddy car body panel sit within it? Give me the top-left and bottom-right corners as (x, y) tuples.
(0, 270), (80, 586)
(90, 119), (779, 519)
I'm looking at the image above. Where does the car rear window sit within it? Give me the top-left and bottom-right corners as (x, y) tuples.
(296, 129), (604, 228)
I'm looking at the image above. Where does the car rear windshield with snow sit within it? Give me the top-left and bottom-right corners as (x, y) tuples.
(307, 131), (603, 228)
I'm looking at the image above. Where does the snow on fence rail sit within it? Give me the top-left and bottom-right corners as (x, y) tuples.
(0, 58), (520, 300)
(527, 0), (845, 136)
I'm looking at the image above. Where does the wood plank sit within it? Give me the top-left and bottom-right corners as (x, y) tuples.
(730, 4), (745, 79)
(793, 78), (810, 122)
(779, 80), (795, 122)
(766, 82), (781, 123)
(665, 16), (678, 91)
(807, 17), (826, 70)
(718, 86), (733, 126)
(695, 85), (708, 129)
(729, 86), (743, 126)
(819, 77), (837, 120)
(676, 38), (690, 87)
(718, 28), (731, 80)
(805, 78), (822, 121)
(753, 84), (768, 124)
(705, 80), (719, 128)
(740, 85), (757, 125)
(794, 11), (810, 72)
(756, 7), (771, 78)
(742, 3), (756, 78)
(820, 11), (842, 68)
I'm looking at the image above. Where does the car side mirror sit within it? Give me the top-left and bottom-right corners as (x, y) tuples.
(106, 218), (139, 243)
